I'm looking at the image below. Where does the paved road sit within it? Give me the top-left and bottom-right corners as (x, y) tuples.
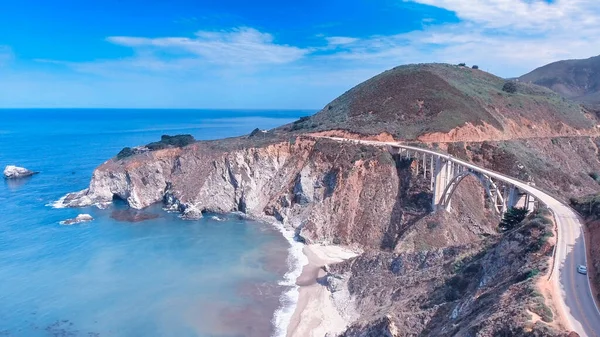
(323, 137), (600, 337)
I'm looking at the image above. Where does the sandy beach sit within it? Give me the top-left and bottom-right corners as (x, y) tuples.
(286, 244), (358, 337)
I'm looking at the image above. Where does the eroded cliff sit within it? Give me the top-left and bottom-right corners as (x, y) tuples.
(60, 136), (434, 250)
(60, 131), (599, 336)
(60, 63), (600, 336)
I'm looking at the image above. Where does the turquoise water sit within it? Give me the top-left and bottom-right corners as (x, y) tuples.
(0, 109), (309, 337)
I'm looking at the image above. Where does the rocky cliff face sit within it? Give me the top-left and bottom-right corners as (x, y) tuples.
(328, 207), (561, 337)
(60, 63), (600, 337)
(60, 136), (433, 250)
(61, 131), (590, 336)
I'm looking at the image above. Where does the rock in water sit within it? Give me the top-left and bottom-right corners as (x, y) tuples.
(60, 214), (94, 225)
(3, 165), (38, 179)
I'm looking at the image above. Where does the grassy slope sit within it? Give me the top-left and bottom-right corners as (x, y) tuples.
(519, 55), (600, 109)
(278, 63), (591, 140)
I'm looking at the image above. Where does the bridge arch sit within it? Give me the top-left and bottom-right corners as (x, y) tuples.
(438, 169), (505, 214)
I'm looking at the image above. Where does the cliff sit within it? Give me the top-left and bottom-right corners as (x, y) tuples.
(329, 208), (561, 336)
(61, 63), (600, 336)
(60, 136), (435, 250)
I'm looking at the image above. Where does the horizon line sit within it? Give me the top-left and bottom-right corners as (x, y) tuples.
(0, 107), (320, 111)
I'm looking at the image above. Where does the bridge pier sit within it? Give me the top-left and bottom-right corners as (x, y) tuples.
(506, 186), (537, 212)
(432, 157), (453, 211)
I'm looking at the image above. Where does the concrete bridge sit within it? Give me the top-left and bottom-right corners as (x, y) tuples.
(389, 144), (537, 214)
(321, 136), (600, 337)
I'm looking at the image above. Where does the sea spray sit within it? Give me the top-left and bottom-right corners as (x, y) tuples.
(47, 195), (68, 209)
(271, 221), (308, 337)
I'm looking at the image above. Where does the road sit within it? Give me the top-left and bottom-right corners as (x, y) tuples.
(322, 136), (600, 337)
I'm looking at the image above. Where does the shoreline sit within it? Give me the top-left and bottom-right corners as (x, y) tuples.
(49, 195), (355, 337)
(286, 244), (358, 337)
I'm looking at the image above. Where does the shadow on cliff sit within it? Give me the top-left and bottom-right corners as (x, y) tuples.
(381, 154), (432, 250)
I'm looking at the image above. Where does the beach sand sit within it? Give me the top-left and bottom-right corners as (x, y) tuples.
(286, 244), (357, 337)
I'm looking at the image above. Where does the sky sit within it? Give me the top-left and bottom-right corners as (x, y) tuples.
(0, 0), (599, 109)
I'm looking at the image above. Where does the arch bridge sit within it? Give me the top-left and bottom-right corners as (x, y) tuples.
(319, 137), (600, 337)
(389, 144), (537, 214)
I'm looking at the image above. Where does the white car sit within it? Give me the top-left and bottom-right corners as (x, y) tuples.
(577, 265), (588, 275)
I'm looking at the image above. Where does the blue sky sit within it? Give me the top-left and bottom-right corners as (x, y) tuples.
(0, 0), (599, 108)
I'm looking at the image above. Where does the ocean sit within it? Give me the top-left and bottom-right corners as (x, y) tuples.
(0, 109), (311, 337)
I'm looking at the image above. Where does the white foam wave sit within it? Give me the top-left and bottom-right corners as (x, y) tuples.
(270, 222), (308, 337)
(46, 194), (110, 210)
(46, 195), (68, 209)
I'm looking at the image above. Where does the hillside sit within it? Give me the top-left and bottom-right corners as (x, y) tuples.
(278, 63), (597, 141)
(520, 55), (600, 110)
(60, 62), (600, 337)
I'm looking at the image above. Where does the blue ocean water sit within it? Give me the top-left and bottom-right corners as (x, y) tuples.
(0, 109), (310, 337)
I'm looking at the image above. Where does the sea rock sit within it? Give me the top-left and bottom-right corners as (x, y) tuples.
(181, 204), (203, 220)
(60, 214), (94, 225)
(3, 165), (38, 179)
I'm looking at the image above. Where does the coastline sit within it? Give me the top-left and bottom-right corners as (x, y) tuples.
(50, 193), (357, 337)
(286, 244), (358, 337)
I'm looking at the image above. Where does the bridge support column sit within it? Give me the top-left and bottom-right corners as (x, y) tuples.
(505, 187), (536, 213)
(524, 194), (536, 212)
(432, 156), (451, 211)
(507, 186), (518, 209)
(430, 155), (435, 190)
(446, 161), (456, 211)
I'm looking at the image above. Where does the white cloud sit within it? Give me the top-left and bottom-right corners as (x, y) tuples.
(107, 27), (309, 65)
(5, 2), (600, 109)
(326, 36), (359, 46)
(314, 1), (600, 77)
(408, 0), (600, 31)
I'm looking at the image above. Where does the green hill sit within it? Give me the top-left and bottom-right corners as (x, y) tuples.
(520, 55), (600, 110)
(279, 63), (593, 140)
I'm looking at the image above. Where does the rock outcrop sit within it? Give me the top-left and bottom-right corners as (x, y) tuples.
(57, 137), (431, 249)
(60, 214), (94, 225)
(3, 165), (38, 179)
(329, 209), (559, 336)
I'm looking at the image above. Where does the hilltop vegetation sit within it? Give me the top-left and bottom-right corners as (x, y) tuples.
(278, 63), (594, 140)
(116, 134), (196, 160)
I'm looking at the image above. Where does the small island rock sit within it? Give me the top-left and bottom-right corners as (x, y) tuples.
(60, 214), (94, 225)
(3, 165), (38, 179)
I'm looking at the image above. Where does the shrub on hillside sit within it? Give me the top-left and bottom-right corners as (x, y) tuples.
(472, 65), (479, 69)
(589, 172), (600, 184)
(499, 207), (529, 231)
(290, 116), (311, 131)
(458, 63), (466, 67)
(571, 193), (600, 218)
(502, 81), (518, 94)
(146, 134), (196, 151)
(116, 147), (135, 160)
